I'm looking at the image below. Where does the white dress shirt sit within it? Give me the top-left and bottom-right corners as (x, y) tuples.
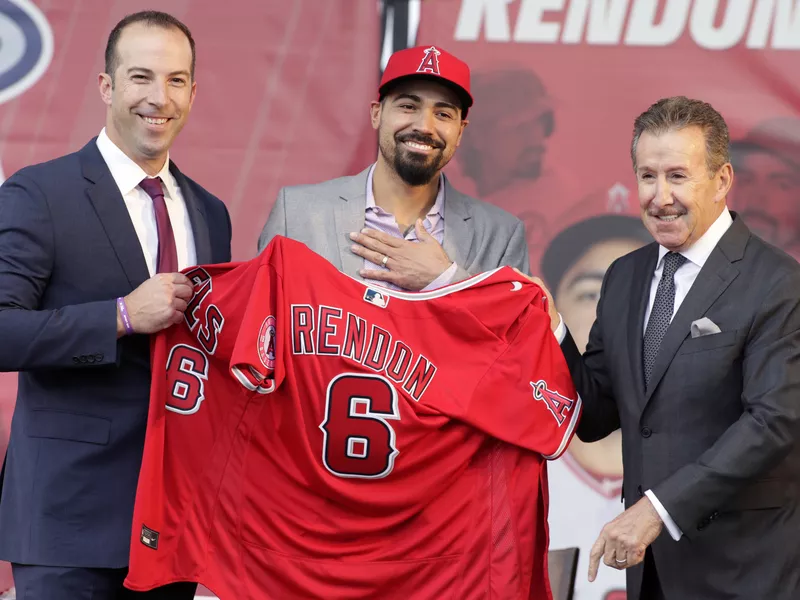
(555, 207), (734, 541)
(95, 128), (196, 276)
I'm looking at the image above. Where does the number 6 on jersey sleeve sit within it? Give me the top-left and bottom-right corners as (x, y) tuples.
(165, 344), (208, 415)
(320, 373), (401, 479)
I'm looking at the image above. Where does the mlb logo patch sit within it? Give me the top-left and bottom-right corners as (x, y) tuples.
(364, 288), (389, 308)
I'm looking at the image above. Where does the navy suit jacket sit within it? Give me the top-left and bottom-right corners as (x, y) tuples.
(0, 138), (231, 568)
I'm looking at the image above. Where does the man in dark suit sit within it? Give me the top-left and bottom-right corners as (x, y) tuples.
(0, 11), (231, 599)
(529, 97), (800, 599)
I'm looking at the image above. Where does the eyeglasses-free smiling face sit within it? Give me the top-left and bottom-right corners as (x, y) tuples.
(99, 22), (196, 173)
(635, 126), (732, 252)
(372, 79), (467, 187)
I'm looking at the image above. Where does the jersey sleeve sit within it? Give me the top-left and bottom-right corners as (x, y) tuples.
(459, 305), (581, 459)
(228, 258), (286, 395)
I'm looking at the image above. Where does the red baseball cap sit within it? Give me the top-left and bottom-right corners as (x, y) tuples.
(378, 45), (473, 116)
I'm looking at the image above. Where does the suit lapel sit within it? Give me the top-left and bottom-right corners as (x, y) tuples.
(335, 167), (370, 279)
(442, 178), (474, 269)
(171, 161), (212, 265)
(628, 244), (658, 399)
(80, 140), (150, 289)
(643, 218), (747, 407)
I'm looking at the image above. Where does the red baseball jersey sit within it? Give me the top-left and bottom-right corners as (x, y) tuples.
(125, 235), (581, 600)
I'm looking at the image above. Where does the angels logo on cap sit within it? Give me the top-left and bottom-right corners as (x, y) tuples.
(417, 46), (441, 75)
(378, 44), (473, 116)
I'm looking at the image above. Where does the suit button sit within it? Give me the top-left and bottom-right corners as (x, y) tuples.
(87, 354), (96, 364)
(80, 355), (88, 363)
(95, 353), (104, 362)
(637, 485), (643, 497)
(697, 522), (706, 531)
(72, 357), (80, 364)
(641, 426), (652, 438)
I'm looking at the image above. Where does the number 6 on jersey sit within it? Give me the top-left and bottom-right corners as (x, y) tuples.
(320, 373), (401, 479)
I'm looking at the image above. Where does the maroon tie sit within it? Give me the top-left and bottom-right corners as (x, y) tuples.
(139, 177), (178, 273)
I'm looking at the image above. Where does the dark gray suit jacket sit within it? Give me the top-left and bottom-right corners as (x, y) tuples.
(561, 214), (800, 600)
(257, 166), (531, 279)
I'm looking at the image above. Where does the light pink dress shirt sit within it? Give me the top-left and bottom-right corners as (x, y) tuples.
(363, 164), (458, 291)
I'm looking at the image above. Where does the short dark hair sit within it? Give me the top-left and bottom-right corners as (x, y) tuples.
(631, 96), (730, 176)
(542, 214), (651, 294)
(105, 11), (196, 82)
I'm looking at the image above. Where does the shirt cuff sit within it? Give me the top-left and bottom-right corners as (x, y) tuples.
(645, 489), (683, 541)
(554, 314), (566, 343)
(422, 262), (458, 291)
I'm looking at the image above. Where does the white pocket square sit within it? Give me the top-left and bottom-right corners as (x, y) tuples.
(691, 317), (722, 338)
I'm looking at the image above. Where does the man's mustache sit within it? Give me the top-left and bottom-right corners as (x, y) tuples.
(396, 134), (444, 149)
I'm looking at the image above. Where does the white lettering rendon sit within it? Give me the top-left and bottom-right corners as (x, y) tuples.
(455, 0), (800, 50)
(290, 304), (437, 402)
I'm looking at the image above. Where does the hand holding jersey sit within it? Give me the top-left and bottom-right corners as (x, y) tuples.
(513, 269), (560, 332)
(117, 273), (194, 337)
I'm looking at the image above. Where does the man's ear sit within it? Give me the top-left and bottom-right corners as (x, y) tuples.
(455, 118), (468, 147)
(370, 100), (382, 131)
(98, 72), (113, 106)
(716, 163), (733, 203)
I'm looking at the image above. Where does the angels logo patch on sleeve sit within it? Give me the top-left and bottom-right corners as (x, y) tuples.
(530, 380), (575, 426)
(258, 315), (277, 370)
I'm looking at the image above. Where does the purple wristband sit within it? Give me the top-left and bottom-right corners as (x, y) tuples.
(116, 297), (135, 336)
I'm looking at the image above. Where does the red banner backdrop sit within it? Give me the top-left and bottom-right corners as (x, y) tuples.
(415, 1), (800, 598)
(3, 1), (800, 598)
(0, 0), (379, 596)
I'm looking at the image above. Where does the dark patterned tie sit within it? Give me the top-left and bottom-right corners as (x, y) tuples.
(139, 177), (178, 273)
(643, 251), (687, 388)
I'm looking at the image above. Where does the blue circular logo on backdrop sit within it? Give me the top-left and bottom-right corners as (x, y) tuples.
(0, 0), (53, 105)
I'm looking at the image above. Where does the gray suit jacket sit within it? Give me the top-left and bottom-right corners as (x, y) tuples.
(257, 166), (531, 281)
(561, 213), (800, 600)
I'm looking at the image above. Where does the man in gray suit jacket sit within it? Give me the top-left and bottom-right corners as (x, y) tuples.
(531, 97), (800, 599)
(257, 45), (530, 286)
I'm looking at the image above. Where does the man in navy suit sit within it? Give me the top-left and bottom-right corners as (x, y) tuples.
(0, 11), (231, 599)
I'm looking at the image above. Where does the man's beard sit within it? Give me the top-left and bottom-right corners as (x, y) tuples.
(381, 134), (446, 186)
